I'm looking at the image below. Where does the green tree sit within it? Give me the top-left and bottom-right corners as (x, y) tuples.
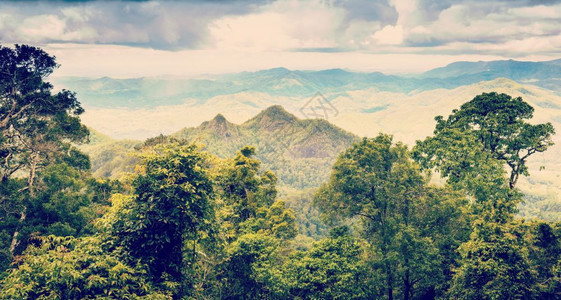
(316, 134), (467, 299)
(0, 44), (89, 260)
(528, 222), (561, 297)
(104, 143), (215, 298)
(214, 146), (298, 299)
(220, 233), (285, 299)
(284, 227), (372, 299)
(237, 199), (297, 240)
(414, 92), (554, 190)
(414, 92), (556, 298)
(4, 163), (106, 256)
(216, 146), (277, 228)
(412, 93), (545, 222)
(0, 235), (170, 299)
(448, 220), (538, 299)
(215, 146), (298, 242)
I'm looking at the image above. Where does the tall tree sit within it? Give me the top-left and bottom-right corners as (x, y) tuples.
(104, 143), (215, 298)
(0, 44), (88, 188)
(316, 134), (468, 299)
(414, 92), (554, 190)
(414, 92), (555, 298)
(215, 146), (298, 298)
(216, 145), (297, 242)
(216, 146), (277, 226)
(0, 44), (89, 259)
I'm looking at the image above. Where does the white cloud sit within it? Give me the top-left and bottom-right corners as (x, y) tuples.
(373, 25), (404, 45)
(391, 0), (418, 25)
(369, 0), (419, 46)
(19, 15), (66, 41)
(61, 6), (92, 22)
(508, 5), (561, 20)
(209, 0), (345, 51)
(343, 19), (382, 47)
(1, 0), (561, 75)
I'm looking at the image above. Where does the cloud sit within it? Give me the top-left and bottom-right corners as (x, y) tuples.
(334, 0), (398, 23)
(373, 25), (404, 45)
(209, 0), (347, 51)
(403, 2), (561, 50)
(1, 0), (561, 64)
(0, 0), (264, 49)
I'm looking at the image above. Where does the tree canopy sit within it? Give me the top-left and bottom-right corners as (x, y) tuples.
(315, 134), (469, 299)
(414, 92), (554, 190)
(0, 44), (90, 267)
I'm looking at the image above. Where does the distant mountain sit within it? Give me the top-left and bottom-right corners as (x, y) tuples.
(54, 58), (561, 110)
(78, 107), (356, 238)
(420, 59), (561, 79)
(419, 59), (561, 93)
(79, 79), (561, 222)
(53, 70), (402, 108)
(72, 63), (561, 222)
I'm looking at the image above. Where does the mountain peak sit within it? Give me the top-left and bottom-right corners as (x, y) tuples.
(255, 67), (292, 77)
(314, 68), (350, 75)
(269, 67), (290, 72)
(198, 113), (239, 138)
(243, 105), (299, 131)
(264, 105), (290, 115)
(212, 113), (227, 124)
(260, 105), (298, 121)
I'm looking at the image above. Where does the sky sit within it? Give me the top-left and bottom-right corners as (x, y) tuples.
(1, 0), (561, 77)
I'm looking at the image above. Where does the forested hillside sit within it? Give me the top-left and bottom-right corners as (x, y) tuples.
(173, 105), (358, 189)
(3, 45), (561, 299)
(84, 105), (358, 190)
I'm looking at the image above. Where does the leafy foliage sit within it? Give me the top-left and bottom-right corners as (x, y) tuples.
(0, 44), (88, 183)
(284, 227), (372, 299)
(0, 235), (170, 299)
(220, 233), (283, 299)
(449, 221), (538, 299)
(414, 92), (554, 190)
(415, 92), (559, 298)
(316, 134), (470, 299)
(0, 44), (90, 266)
(103, 143), (215, 297)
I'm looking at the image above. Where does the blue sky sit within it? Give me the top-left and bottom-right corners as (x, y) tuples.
(2, 0), (561, 77)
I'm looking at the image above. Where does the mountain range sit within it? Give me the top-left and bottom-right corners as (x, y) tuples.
(54, 58), (561, 110)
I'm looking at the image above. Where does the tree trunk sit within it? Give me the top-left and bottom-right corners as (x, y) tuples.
(404, 268), (411, 300)
(28, 152), (38, 198)
(9, 207), (26, 254)
(9, 152), (38, 257)
(386, 262), (394, 300)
